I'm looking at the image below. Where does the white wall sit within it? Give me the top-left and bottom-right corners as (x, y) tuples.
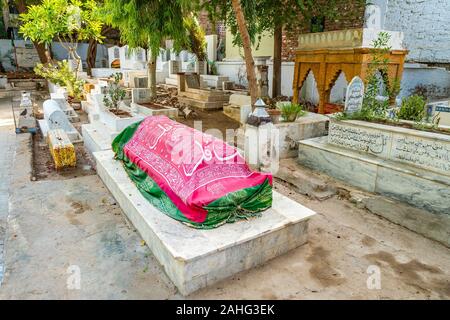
(0, 39), (109, 72)
(216, 60), (296, 97)
(400, 63), (450, 100)
(216, 61), (248, 87)
(383, 0), (450, 63)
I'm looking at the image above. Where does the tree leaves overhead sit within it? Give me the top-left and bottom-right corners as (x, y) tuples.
(102, 0), (205, 59)
(19, 0), (104, 45)
(204, 0), (365, 48)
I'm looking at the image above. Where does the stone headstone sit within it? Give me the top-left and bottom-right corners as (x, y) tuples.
(108, 46), (120, 68)
(222, 81), (235, 91)
(119, 45), (146, 69)
(42, 99), (81, 142)
(206, 34), (218, 62)
(195, 61), (207, 75)
(344, 76), (365, 114)
(20, 91), (32, 108)
(184, 61), (195, 73)
(364, 4), (381, 29)
(131, 88), (152, 104)
(44, 100), (72, 131)
(169, 60), (180, 74)
(134, 77), (148, 88)
(185, 74), (200, 89)
(180, 50), (189, 62)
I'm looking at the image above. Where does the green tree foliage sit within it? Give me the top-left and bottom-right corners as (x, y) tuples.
(204, 0), (364, 53)
(19, 0), (104, 74)
(203, 0), (365, 98)
(397, 95), (426, 122)
(34, 60), (85, 99)
(102, 0), (205, 97)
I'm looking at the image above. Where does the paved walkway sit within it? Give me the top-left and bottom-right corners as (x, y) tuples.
(0, 98), (16, 285)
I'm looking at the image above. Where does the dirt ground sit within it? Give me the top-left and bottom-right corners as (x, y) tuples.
(177, 109), (241, 141)
(1, 133), (449, 300)
(0, 97), (449, 300)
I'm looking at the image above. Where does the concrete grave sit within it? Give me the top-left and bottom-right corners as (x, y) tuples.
(53, 98), (80, 122)
(272, 112), (329, 159)
(169, 60), (180, 75)
(223, 94), (252, 124)
(94, 149), (316, 295)
(426, 100), (450, 126)
(165, 61), (181, 86)
(201, 75), (230, 89)
(206, 35), (218, 62)
(39, 99), (82, 143)
(131, 88), (153, 104)
(177, 73), (230, 110)
(108, 46), (121, 68)
(82, 121), (119, 157)
(298, 118), (450, 214)
(48, 129), (76, 169)
(130, 102), (178, 118)
(133, 77), (148, 88)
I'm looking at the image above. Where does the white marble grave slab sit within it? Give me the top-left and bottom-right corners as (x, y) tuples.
(94, 150), (315, 295)
(327, 119), (450, 176)
(299, 136), (450, 214)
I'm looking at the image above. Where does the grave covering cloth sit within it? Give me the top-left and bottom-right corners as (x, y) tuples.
(112, 115), (272, 229)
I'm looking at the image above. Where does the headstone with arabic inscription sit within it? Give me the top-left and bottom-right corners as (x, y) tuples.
(344, 76), (365, 114)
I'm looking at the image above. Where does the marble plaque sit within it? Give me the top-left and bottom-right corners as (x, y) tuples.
(185, 74), (200, 89)
(131, 88), (152, 104)
(328, 122), (390, 157)
(344, 76), (364, 114)
(391, 134), (450, 175)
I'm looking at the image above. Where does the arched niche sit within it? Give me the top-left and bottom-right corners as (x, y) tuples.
(299, 70), (320, 107)
(329, 71), (349, 105)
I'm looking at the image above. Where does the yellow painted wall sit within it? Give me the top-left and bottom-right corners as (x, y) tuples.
(225, 29), (274, 60)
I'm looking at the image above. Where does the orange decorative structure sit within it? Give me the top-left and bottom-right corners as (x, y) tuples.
(292, 48), (408, 114)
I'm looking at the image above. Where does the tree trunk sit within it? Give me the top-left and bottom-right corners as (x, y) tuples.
(272, 25), (282, 98)
(86, 39), (97, 76)
(16, 0), (50, 64)
(35, 42), (50, 64)
(147, 50), (157, 98)
(231, 0), (258, 105)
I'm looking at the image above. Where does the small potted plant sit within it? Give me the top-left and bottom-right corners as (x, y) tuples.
(279, 102), (305, 122)
(267, 107), (282, 124)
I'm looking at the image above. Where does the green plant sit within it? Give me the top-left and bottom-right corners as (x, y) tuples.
(340, 32), (398, 122)
(20, 0), (104, 76)
(396, 95), (426, 122)
(208, 60), (218, 75)
(103, 73), (126, 111)
(103, 0), (204, 98)
(34, 60), (84, 99)
(279, 103), (305, 122)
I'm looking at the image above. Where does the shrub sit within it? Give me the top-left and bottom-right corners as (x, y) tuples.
(34, 60), (84, 100)
(279, 103), (305, 122)
(397, 95), (426, 122)
(103, 73), (126, 111)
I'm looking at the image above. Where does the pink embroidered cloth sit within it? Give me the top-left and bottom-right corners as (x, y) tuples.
(123, 116), (272, 223)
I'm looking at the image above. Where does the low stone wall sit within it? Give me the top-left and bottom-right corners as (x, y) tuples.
(328, 119), (450, 176)
(298, 118), (450, 215)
